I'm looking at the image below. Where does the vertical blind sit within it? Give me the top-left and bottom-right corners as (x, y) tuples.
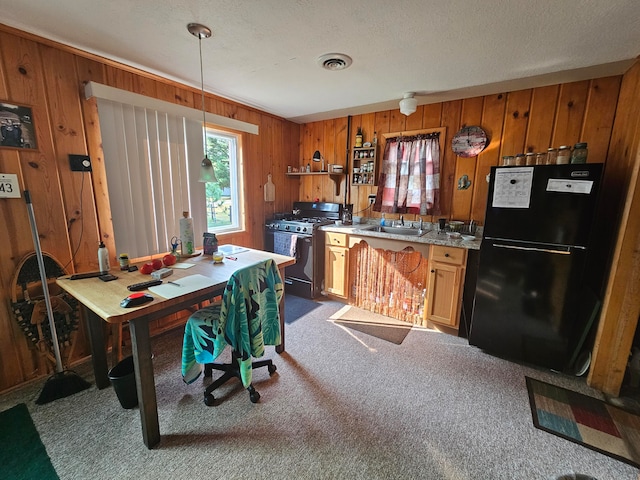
(96, 99), (207, 259)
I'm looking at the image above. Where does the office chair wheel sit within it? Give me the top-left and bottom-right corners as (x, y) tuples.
(248, 385), (260, 403)
(268, 364), (277, 374)
(204, 393), (216, 406)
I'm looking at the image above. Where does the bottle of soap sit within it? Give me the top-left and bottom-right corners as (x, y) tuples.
(380, 213), (386, 226)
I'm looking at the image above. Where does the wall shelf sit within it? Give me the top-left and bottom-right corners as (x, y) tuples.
(286, 172), (346, 195)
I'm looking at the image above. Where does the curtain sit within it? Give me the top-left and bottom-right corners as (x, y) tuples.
(373, 133), (440, 215)
(96, 98), (207, 259)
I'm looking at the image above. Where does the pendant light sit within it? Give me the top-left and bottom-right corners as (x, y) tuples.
(188, 22), (217, 183)
(313, 150), (325, 172)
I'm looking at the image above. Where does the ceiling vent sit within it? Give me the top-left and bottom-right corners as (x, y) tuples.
(317, 53), (352, 71)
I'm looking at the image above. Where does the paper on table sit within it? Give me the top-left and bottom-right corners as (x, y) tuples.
(172, 262), (196, 269)
(218, 245), (248, 255)
(149, 274), (218, 299)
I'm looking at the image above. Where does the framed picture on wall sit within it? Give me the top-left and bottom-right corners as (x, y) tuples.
(0, 102), (37, 150)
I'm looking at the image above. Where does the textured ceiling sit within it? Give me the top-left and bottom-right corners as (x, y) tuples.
(1, 0), (639, 123)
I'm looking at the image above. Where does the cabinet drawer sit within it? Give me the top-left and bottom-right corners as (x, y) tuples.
(326, 232), (347, 246)
(430, 245), (466, 265)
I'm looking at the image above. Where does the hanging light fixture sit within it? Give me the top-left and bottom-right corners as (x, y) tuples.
(188, 22), (217, 183)
(399, 92), (418, 116)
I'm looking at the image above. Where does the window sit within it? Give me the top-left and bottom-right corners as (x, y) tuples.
(204, 127), (244, 234)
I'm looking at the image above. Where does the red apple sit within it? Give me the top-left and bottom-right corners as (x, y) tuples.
(140, 263), (154, 275)
(151, 259), (163, 270)
(163, 254), (177, 266)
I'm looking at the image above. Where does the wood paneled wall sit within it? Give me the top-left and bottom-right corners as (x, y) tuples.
(0, 25), (300, 393)
(298, 78), (622, 226)
(588, 59), (640, 395)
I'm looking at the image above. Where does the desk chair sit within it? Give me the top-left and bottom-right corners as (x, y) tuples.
(182, 258), (283, 406)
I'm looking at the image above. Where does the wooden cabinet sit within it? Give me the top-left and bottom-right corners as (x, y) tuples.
(425, 245), (467, 328)
(324, 232), (349, 298)
(351, 144), (377, 186)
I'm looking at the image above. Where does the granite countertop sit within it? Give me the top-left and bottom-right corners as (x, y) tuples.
(320, 220), (482, 250)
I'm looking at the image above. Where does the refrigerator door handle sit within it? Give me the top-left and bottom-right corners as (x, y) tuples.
(491, 243), (572, 255)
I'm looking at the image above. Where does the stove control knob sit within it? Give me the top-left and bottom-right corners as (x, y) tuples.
(284, 225), (290, 231)
(296, 226), (301, 232)
(302, 227), (307, 233)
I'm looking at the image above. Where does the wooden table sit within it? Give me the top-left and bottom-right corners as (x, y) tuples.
(57, 248), (295, 449)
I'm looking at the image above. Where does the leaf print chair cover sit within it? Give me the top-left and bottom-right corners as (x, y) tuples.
(182, 258), (283, 405)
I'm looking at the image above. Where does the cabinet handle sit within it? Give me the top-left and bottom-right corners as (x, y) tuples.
(430, 269), (435, 273)
(444, 253), (450, 257)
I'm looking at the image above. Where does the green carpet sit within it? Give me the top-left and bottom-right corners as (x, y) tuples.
(0, 403), (59, 480)
(526, 377), (640, 468)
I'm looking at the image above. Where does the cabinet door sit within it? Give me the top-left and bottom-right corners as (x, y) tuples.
(425, 261), (463, 327)
(325, 245), (348, 298)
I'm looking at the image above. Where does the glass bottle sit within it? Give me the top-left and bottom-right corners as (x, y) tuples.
(535, 152), (547, 165)
(118, 253), (130, 270)
(502, 155), (514, 166)
(525, 152), (536, 165)
(570, 142), (588, 164)
(355, 127), (363, 148)
(515, 154), (526, 166)
(557, 145), (571, 164)
(546, 148), (557, 165)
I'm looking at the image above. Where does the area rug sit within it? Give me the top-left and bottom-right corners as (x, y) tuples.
(526, 377), (640, 468)
(284, 294), (321, 324)
(0, 403), (59, 479)
(329, 305), (412, 345)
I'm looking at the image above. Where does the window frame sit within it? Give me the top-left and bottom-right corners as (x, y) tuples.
(203, 125), (245, 235)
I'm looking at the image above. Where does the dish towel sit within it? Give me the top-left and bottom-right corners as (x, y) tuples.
(181, 258), (284, 387)
(274, 231), (297, 257)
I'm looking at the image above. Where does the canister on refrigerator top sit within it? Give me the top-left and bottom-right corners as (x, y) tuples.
(557, 146), (571, 164)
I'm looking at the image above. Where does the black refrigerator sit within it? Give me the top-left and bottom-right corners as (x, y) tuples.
(469, 163), (603, 371)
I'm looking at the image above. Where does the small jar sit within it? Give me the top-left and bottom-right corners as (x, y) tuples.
(502, 155), (515, 166)
(546, 148), (558, 165)
(535, 152), (547, 165)
(557, 146), (571, 164)
(525, 152), (536, 165)
(118, 253), (130, 271)
(570, 142), (588, 164)
(515, 154), (526, 166)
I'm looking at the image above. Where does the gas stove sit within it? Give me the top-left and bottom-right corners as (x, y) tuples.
(265, 202), (342, 235)
(264, 202), (342, 298)
(265, 217), (335, 235)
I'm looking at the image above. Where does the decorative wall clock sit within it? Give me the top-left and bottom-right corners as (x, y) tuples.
(451, 126), (488, 158)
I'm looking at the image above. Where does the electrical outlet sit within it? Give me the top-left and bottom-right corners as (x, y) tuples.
(69, 154), (92, 172)
(368, 194), (376, 205)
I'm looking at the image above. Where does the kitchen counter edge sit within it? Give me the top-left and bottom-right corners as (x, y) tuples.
(320, 223), (481, 250)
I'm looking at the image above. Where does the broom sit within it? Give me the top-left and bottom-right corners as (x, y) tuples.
(24, 190), (91, 404)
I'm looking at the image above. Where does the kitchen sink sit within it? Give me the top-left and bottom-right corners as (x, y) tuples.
(357, 225), (430, 236)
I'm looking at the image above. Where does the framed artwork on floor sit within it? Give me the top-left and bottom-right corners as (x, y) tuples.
(0, 102), (36, 150)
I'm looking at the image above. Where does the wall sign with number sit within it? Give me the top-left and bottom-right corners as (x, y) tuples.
(0, 174), (21, 198)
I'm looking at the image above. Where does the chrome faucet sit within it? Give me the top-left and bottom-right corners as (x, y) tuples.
(399, 215), (404, 226)
(418, 218), (424, 234)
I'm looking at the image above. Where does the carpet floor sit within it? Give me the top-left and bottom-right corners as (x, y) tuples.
(0, 296), (638, 480)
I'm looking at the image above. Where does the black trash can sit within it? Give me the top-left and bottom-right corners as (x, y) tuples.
(108, 356), (138, 409)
